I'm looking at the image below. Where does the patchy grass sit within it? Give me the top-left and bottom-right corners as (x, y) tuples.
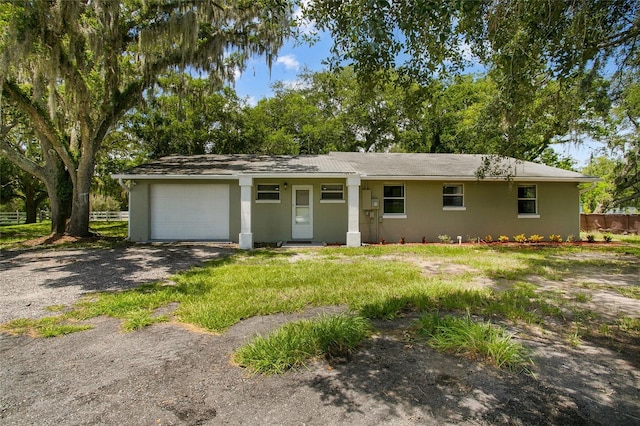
(234, 314), (371, 374)
(0, 221), (128, 250)
(415, 312), (532, 373)
(0, 317), (93, 337)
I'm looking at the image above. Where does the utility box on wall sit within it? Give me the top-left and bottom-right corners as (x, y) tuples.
(361, 189), (372, 210)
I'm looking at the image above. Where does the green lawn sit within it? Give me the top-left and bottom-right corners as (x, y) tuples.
(0, 221), (128, 250)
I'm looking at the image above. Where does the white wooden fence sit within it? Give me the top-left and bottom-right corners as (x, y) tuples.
(0, 211), (128, 224)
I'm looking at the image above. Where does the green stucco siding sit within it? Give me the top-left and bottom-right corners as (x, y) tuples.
(127, 178), (580, 245)
(359, 180), (580, 243)
(252, 178), (348, 243)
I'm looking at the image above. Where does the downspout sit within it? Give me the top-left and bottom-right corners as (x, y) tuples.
(118, 178), (131, 192)
(579, 181), (597, 195)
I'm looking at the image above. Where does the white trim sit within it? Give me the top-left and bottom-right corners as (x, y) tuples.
(358, 175), (597, 183)
(239, 178), (253, 249)
(112, 174), (240, 180)
(256, 183), (281, 202)
(442, 183), (465, 209)
(518, 214), (541, 219)
(320, 199), (345, 204)
(320, 183), (345, 202)
(346, 179), (361, 247)
(443, 207), (466, 211)
(383, 183), (406, 216)
(292, 185), (313, 240)
(517, 184), (538, 215)
(383, 214), (407, 219)
(112, 173), (598, 184)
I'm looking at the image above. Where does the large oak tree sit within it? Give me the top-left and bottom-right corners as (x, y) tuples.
(0, 0), (293, 236)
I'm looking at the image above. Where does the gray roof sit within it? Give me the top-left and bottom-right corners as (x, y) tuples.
(114, 152), (596, 182)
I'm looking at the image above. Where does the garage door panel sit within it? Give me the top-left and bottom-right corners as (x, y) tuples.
(150, 184), (229, 240)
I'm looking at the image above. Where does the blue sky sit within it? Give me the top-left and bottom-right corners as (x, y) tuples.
(233, 35), (332, 105)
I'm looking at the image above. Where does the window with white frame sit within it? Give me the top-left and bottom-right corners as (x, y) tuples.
(256, 184), (280, 202)
(320, 184), (344, 202)
(517, 185), (537, 215)
(383, 184), (405, 216)
(442, 184), (464, 208)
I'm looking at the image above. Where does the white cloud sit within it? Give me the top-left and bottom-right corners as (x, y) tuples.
(276, 54), (301, 71)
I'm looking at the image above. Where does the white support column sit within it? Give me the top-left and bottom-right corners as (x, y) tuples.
(239, 176), (253, 249)
(346, 175), (361, 247)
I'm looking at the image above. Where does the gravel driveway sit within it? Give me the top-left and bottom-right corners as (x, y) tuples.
(1, 245), (639, 425)
(0, 244), (232, 323)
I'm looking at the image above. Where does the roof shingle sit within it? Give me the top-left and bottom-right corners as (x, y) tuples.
(114, 152), (596, 182)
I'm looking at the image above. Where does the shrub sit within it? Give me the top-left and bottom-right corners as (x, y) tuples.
(566, 234), (576, 243)
(422, 236), (427, 244)
(586, 234), (596, 243)
(528, 234), (544, 243)
(90, 193), (121, 211)
(513, 234), (527, 243)
(498, 235), (510, 243)
(549, 234), (563, 243)
(399, 236), (405, 244)
(484, 235), (493, 243)
(603, 234), (613, 243)
(438, 234), (452, 244)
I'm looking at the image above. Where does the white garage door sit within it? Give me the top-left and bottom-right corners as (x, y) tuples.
(150, 184), (229, 240)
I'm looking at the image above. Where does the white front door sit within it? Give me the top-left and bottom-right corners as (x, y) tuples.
(292, 185), (313, 240)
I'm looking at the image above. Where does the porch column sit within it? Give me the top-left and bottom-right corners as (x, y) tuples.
(346, 175), (361, 247)
(239, 176), (253, 249)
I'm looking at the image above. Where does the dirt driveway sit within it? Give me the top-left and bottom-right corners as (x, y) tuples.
(1, 245), (639, 425)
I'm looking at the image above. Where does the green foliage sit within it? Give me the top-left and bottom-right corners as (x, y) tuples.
(438, 234), (452, 244)
(234, 314), (371, 374)
(580, 156), (619, 213)
(1, 0), (295, 236)
(416, 313), (532, 372)
(89, 193), (121, 212)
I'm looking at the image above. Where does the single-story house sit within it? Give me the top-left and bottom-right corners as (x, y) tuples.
(112, 152), (598, 248)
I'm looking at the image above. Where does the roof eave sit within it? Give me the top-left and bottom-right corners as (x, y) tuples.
(359, 175), (599, 183)
(112, 173), (598, 183)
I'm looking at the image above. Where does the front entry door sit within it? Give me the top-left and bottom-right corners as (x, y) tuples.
(292, 185), (313, 240)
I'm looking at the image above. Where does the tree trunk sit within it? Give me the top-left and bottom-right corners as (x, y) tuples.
(22, 174), (45, 224)
(39, 170), (71, 235)
(66, 156), (94, 237)
(24, 196), (37, 224)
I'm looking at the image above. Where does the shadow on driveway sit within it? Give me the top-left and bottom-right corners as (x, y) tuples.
(0, 244), (233, 322)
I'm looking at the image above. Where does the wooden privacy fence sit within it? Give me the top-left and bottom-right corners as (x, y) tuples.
(0, 211), (128, 225)
(580, 214), (640, 234)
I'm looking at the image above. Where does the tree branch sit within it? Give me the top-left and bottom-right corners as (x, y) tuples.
(2, 80), (77, 175)
(0, 138), (46, 183)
